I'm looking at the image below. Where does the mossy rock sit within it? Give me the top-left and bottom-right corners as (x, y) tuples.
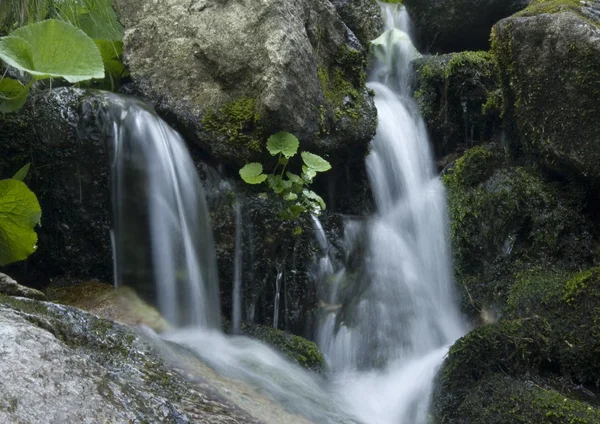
(443, 144), (593, 316)
(413, 51), (501, 159)
(330, 0), (384, 46)
(491, 8), (600, 181)
(433, 266), (600, 422)
(240, 323), (324, 371)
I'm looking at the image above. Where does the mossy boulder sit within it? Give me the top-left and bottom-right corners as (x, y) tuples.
(114, 0), (377, 169)
(443, 145), (593, 315)
(491, 7), (600, 181)
(240, 323), (324, 371)
(413, 51), (501, 159)
(403, 0), (529, 53)
(433, 266), (600, 422)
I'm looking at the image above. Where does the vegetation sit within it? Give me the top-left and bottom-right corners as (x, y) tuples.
(239, 131), (331, 223)
(0, 164), (41, 265)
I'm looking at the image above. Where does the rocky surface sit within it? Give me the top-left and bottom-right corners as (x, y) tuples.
(492, 8), (600, 181)
(0, 272), (45, 300)
(0, 295), (262, 423)
(330, 0), (384, 46)
(113, 0), (377, 169)
(403, 0), (529, 52)
(412, 51), (501, 161)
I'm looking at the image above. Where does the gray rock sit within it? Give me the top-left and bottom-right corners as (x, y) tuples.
(330, 0), (384, 46)
(0, 272), (45, 300)
(0, 296), (260, 423)
(403, 0), (530, 52)
(113, 0), (377, 168)
(492, 11), (600, 180)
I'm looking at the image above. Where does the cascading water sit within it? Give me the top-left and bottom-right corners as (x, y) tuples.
(105, 94), (220, 329)
(316, 3), (467, 422)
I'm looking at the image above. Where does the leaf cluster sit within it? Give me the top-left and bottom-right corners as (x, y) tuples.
(239, 132), (332, 221)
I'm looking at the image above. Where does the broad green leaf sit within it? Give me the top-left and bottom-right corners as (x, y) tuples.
(267, 174), (282, 190)
(302, 165), (317, 182)
(301, 152), (331, 172)
(303, 189), (326, 210)
(0, 179), (41, 266)
(95, 40), (128, 78)
(0, 80), (32, 113)
(239, 163), (267, 184)
(12, 163), (30, 181)
(267, 132), (299, 158)
(0, 19), (104, 83)
(292, 226), (303, 236)
(0, 77), (25, 97)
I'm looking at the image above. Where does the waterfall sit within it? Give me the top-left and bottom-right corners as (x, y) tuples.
(316, 3), (467, 422)
(232, 197), (243, 334)
(105, 94), (220, 330)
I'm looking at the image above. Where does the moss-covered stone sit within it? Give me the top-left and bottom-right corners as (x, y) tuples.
(413, 51), (501, 159)
(434, 266), (600, 422)
(330, 0), (384, 46)
(443, 145), (593, 316)
(515, 0), (600, 26)
(240, 323), (324, 371)
(491, 9), (600, 181)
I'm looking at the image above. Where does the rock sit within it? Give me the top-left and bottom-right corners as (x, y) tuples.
(0, 272), (45, 300)
(403, 0), (529, 53)
(0, 88), (112, 287)
(433, 266), (600, 423)
(443, 144), (594, 316)
(0, 295), (260, 423)
(239, 323), (324, 372)
(330, 0), (384, 46)
(113, 0), (377, 168)
(45, 280), (170, 333)
(412, 51), (501, 159)
(492, 8), (600, 181)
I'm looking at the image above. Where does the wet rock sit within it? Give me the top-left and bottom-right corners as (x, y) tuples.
(0, 295), (260, 423)
(403, 0), (529, 53)
(113, 0), (377, 169)
(412, 51), (501, 159)
(0, 88), (112, 287)
(45, 280), (170, 333)
(330, 0), (384, 46)
(492, 8), (600, 181)
(0, 272), (45, 300)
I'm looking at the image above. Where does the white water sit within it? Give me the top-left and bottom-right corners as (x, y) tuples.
(315, 3), (466, 422)
(232, 197), (243, 334)
(107, 95), (220, 329)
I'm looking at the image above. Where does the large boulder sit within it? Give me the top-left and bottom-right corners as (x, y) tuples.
(492, 5), (600, 181)
(113, 0), (378, 168)
(412, 51), (501, 161)
(403, 0), (529, 53)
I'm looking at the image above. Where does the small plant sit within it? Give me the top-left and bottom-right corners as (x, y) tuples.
(239, 132), (331, 221)
(0, 163), (41, 266)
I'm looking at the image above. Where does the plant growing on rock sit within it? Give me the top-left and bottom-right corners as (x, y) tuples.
(0, 164), (41, 265)
(239, 132), (331, 222)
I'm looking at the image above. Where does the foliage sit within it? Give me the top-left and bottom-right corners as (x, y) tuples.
(239, 132), (331, 221)
(0, 165), (41, 266)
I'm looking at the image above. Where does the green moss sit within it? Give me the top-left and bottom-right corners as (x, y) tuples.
(515, 0), (600, 28)
(201, 97), (264, 152)
(413, 51), (500, 156)
(241, 324), (324, 371)
(317, 45), (369, 132)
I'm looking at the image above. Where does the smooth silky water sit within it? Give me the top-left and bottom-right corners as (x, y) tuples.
(106, 3), (466, 423)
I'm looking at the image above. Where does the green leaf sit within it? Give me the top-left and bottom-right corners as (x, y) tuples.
(0, 79), (31, 113)
(292, 226), (303, 236)
(301, 152), (331, 172)
(303, 189), (326, 210)
(283, 192), (298, 201)
(266, 132), (299, 158)
(0, 179), (41, 266)
(239, 163), (267, 184)
(0, 19), (104, 83)
(302, 165), (317, 183)
(286, 172), (302, 184)
(95, 40), (128, 78)
(12, 163), (30, 181)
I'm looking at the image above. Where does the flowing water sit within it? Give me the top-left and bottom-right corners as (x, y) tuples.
(106, 3), (466, 423)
